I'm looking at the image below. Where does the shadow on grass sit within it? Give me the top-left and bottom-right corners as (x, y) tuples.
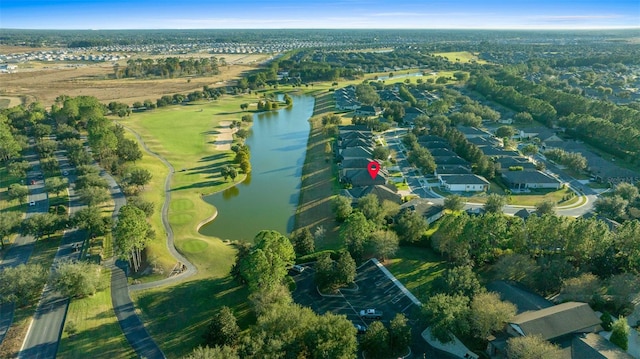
(134, 276), (253, 357)
(58, 321), (134, 358)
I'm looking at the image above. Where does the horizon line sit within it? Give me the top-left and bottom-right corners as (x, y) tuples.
(2, 26), (640, 31)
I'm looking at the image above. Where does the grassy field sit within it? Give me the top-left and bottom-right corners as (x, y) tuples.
(57, 271), (135, 358)
(384, 246), (448, 303)
(434, 51), (489, 65)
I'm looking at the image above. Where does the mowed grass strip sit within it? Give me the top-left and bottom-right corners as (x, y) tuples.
(57, 270), (135, 358)
(293, 90), (341, 250)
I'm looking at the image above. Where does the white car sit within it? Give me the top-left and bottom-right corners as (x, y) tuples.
(359, 309), (383, 320)
(29, 201), (36, 206)
(291, 264), (305, 273)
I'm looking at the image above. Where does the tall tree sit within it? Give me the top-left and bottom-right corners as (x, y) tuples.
(340, 212), (373, 263)
(506, 335), (562, 359)
(290, 227), (315, 256)
(358, 193), (383, 224)
(0, 211), (21, 250)
(484, 194), (507, 214)
(114, 205), (151, 272)
(239, 230), (295, 292)
(0, 264), (48, 307)
(203, 306), (240, 347)
(395, 209), (428, 243)
(470, 292), (517, 339)
(389, 313), (411, 356)
(127, 168), (152, 189)
(360, 321), (390, 359)
(444, 195), (465, 212)
(368, 230), (399, 261)
(422, 293), (470, 343)
(50, 260), (103, 298)
(332, 195), (353, 222)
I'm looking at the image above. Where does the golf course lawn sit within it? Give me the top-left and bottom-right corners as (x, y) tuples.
(118, 95), (261, 356)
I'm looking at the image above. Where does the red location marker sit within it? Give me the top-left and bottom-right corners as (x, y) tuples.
(367, 161), (380, 179)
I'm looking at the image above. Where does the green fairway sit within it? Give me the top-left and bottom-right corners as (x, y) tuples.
(58, 271), (135, 358)
(181, 238), (208, 253)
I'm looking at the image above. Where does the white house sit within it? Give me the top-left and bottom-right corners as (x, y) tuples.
(439, 174), (490, 192)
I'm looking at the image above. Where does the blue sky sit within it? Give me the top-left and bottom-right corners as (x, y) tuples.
(1, 0), (639, 29)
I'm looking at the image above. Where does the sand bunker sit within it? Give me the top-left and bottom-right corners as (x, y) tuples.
(213, 120), (237, 150)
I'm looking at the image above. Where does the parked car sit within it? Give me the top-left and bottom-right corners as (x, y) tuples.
(29, 201), (36, 206)
(359, 309), (382, 320)
(354, 323), (367, 334)
(291, 264), (305, 273)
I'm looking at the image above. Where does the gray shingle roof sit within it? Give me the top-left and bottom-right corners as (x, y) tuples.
(510, 302), (601, 341)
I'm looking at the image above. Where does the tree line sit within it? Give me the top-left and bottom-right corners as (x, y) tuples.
(114, 57), (220, 79)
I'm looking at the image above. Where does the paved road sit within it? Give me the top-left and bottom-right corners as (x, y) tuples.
(0, 140), (49, 345)
(19, 147), (85, 359)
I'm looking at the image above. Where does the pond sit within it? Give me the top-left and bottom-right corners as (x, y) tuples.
(198, 95), (314, 241)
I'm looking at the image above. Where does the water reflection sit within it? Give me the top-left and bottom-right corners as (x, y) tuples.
(222, 186), (240, 200)
(199, 95), (314, 241)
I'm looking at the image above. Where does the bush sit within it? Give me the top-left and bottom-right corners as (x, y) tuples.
(296, 250), (338, 264)
(601, 312), (613, 331)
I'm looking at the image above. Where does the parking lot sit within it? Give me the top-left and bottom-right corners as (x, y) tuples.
(291, 259), (420, 327)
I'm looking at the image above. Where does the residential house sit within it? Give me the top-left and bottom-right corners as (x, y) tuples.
(572, 333), (634, 359)
(439, 174), (490, 192)
(495, 157), (537, 172)
(517, 127), (556, 141)
(341, 184), (402, 205)
(502, 170), (563, 190)
(434, 165), (472, 178)
(457, 126), (493, 139)
(429, 148), (457, 157)
(338, 146), (374, 161)
(356, 105), (383, 117)
(434, 155), (469, 166)
(402, 107), (426, 125)
(487, 302), (605, 359)
(399, 198), (444, 224)
(341, 169), (386, 187)
(513, 208), (536, 220)
(480, 146), (520, 158)
(339, 137), (371, 150)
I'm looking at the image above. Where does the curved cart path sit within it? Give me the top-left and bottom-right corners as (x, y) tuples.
(119, 124), (197, 292)
(102, 169), (165, 359)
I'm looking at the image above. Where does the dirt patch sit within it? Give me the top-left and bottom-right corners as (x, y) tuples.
(0, 96), (22, 109)
(0, 56), (265, 107)
(213, 121), (236, 151)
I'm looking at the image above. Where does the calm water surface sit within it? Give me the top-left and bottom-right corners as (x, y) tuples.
(199, 95), (314, 241)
